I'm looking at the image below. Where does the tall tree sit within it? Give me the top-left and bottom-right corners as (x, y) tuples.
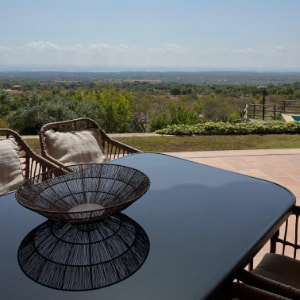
(96, 83), (135, 132)
(0, 90), (11, 118)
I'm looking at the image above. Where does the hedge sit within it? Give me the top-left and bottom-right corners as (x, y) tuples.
(155, 121), (300, 135)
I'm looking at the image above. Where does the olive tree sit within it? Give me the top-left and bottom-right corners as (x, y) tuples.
(8, 92), (77, 134)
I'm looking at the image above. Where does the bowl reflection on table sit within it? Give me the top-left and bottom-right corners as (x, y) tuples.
(16, 163), (150, 223)
(18, 213), (150, 291)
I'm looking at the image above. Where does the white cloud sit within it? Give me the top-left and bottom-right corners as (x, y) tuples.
(274, 46), (287, 54)
(0, 41), (192, 66)
(25, 41), (60, 50)
(119, 44), (129, 49)
(233, 48), (257, 55)
(89, 43), (111, 50)
(0, 41), (299, 70)
(150, 44), (188, 54)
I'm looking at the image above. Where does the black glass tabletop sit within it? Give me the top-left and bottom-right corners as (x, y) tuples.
(0, 153), (295, 300)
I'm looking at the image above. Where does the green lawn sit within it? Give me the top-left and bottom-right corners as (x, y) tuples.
(24, 134), (300, 154)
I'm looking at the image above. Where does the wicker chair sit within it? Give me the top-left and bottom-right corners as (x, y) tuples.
(237, 205), (300, 299)
(0, 129), (60, 194)
(223, 282), (291, 300)
(39, 118), (141, 168)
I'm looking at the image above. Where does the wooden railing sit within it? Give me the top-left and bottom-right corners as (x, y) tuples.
(282, 100), (300, 114)
(244, 100), (300, 121)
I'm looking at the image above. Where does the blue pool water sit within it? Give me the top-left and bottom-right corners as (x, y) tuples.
(292, 116), (300, 121)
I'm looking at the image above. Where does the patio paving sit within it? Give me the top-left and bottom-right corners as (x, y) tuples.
(166, 149), (300, 206)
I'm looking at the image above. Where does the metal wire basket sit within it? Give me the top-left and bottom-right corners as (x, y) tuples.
(16, 164), (150, 223)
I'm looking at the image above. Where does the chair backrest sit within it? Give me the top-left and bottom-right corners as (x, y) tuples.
(0, 129), (59, 194)
(270, 205), (300, 259)
(39, 118), (140, 168)
(235, 205), (300, 299)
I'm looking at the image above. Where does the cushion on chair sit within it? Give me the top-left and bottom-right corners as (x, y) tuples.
(0, 138), (24, 195)
(253, 253), (300, 289)
(44, 128), (108, 165)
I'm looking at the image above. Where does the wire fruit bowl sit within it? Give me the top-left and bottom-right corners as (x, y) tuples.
(16, 163), (150, 223)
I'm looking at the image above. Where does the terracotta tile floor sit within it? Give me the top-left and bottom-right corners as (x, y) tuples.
(167, 149), (300, 204)
(166, 149), (300, 267)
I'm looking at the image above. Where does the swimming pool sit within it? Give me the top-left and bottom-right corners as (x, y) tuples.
(292, 116), (300, 121)
(281, 113), (300, 122)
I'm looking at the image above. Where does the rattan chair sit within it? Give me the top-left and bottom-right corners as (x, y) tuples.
(223, 282), (291, 300)
(39, 118), (141, 168)
(0, 129), (60, 193)
(237, 205), (300, 299)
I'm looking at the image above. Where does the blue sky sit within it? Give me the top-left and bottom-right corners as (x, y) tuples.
(1, 0), (300, 71)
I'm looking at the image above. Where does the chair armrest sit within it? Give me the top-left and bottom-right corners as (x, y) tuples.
(0, 129), (61, 180)
(237, 269), (300, 299)
(101, 135), (141, 160)
(225, 281), (292, 300)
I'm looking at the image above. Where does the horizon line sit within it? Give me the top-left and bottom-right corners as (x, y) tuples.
(1, 64), (300, 73)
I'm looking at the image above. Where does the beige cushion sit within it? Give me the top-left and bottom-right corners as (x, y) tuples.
(0, 138), (24, 195)
(253, 253), (300, 289)
(44, 128), (108, 165)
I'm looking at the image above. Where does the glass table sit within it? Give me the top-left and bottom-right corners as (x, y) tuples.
(0, 153), (295, 299)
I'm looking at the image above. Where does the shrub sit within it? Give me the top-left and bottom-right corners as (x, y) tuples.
(0, 118), (8, 128)
(156, 121), (300, 135)
(149, 105), (199, 131)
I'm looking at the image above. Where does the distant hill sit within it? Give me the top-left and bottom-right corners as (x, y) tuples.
(1, 70), (300, 86)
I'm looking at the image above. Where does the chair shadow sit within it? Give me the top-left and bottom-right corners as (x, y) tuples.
(18, 213), (150, 291)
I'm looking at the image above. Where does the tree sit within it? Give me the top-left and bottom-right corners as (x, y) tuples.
(169, 105), (198, 125)
(134, 95), (153, 132)
(197, 95), (239, 122)
(149, 113), (169, 131)
(170, 87), (181, 96)
(0, 90), (11, 118)
(294, 90), (300, 100)
(149, 105), (198, 131)
(95, 83), (135, 133)
(75, 99), (105, 124)
(8, 92), (77, 134)
(277, 86), (294, 96)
